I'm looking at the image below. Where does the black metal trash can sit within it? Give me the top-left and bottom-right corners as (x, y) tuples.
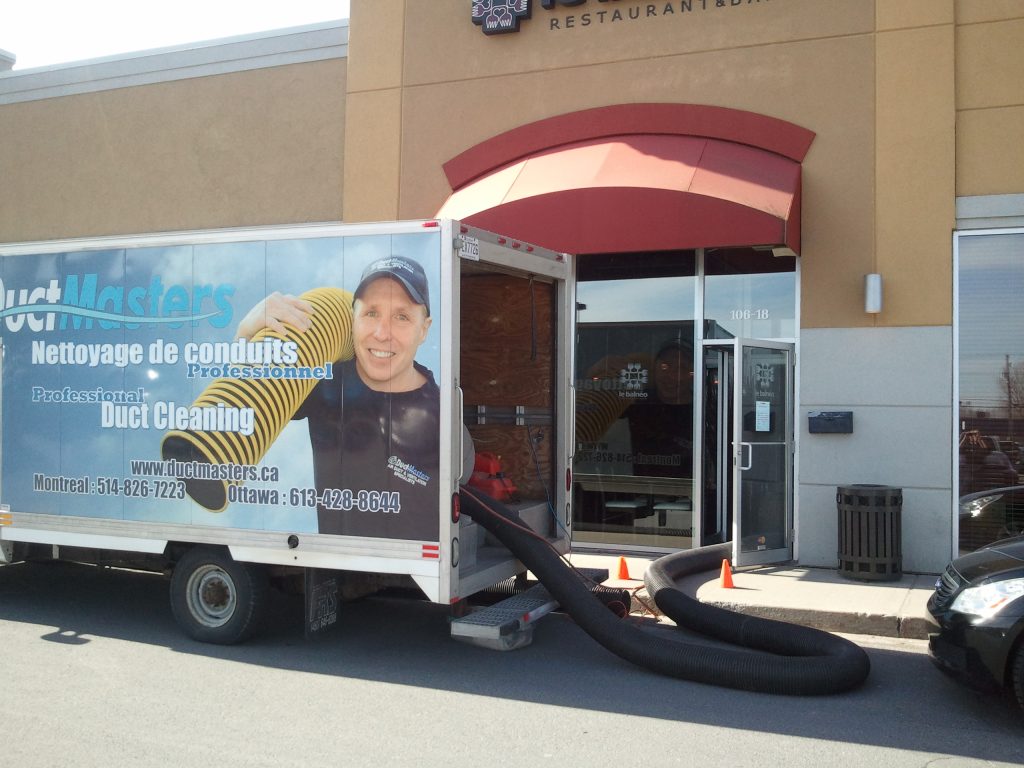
(837, 484), (902, 581)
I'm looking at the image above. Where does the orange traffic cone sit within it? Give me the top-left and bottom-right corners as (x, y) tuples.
(719, 559), (735, 589)
(617, 556), (631, 580)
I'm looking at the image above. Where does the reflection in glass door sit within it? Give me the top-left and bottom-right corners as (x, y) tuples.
(701, 346), (732, 546)
(734, 342), (793, 564)
(702, 340), (794, 565)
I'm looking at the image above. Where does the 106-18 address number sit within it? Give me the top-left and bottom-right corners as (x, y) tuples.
(730, 309), (770, 320)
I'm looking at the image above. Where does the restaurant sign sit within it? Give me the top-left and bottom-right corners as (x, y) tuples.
(472, 0), (771, 35)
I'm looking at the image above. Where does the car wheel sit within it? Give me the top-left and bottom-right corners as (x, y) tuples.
(1012, 644), (1024, 712)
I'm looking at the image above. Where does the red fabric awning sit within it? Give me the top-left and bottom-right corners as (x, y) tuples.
(436, 133), (803, 255)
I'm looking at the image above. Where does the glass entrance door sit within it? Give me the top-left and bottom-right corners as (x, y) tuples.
(702, 340), (794, 566)
(572, 247), (797, 554)
(700, 346), (732, 546)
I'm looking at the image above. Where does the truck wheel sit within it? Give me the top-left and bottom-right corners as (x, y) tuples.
(170, 546), (268, 644)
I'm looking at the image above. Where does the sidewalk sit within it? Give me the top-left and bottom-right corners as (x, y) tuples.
(566, 552), (937, 640)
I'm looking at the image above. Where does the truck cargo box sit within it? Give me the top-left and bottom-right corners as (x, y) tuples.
(0, 220), (573, 641)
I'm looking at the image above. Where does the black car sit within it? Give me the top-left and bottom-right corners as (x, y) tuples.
(927, 535), (1024, 711)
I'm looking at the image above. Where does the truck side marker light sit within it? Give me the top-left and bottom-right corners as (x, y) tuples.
(161, 288), (354, 512)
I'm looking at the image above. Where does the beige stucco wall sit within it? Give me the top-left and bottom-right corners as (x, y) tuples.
(874, 9), (955, 328)
(343, 0), (972, 330)
(955, 8), (1024, 196)
(0, 59), (346, 242)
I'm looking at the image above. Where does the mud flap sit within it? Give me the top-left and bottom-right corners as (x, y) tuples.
(304, 568), (340, 639)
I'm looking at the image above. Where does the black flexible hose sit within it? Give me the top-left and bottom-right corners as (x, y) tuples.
(460, 486), (870, 695)
(644, 543), (871, 692)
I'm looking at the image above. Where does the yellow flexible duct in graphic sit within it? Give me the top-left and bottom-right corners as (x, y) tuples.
(575, 388), (631, 445)
(161, 288), (353, 511)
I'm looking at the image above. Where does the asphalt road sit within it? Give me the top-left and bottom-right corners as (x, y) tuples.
(1, 560), (1022, 768)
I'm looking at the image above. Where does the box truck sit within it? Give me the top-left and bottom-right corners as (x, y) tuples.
(0, 220), (574, 643)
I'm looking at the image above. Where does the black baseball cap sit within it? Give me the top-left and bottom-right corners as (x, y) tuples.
(354, 255), (430, 316)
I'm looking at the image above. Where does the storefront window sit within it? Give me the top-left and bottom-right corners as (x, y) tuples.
(705, 248), (797, 340)
(573, 252), (697, 549)
(957, 231), (1024, 553)
(572, 248), (797, 552)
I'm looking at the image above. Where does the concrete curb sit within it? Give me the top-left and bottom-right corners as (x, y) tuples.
(696, 601), (932, 640)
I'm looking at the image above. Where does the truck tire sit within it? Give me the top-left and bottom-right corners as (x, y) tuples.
(170, 546), (268, 644)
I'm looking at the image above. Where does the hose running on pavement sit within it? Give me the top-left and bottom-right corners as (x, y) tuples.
(460, 486), (870, 695)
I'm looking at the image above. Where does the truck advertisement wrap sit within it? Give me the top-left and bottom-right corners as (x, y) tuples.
(0, 231), (443, 541)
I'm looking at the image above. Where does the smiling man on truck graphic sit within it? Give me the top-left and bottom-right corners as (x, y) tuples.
(236, 255), (440, 540)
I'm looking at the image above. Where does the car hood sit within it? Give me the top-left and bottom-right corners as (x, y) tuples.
(954, 535), (1024, 582)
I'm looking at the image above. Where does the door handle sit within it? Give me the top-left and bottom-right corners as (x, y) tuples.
(738, 442), (753, 471)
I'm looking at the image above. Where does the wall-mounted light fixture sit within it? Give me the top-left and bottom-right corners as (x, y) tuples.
(864, 273), (883, 314)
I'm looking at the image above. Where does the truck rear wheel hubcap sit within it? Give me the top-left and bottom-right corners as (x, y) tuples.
(186, 565), (237, 627)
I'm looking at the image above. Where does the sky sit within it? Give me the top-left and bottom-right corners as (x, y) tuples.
(1, 0), (350, 70)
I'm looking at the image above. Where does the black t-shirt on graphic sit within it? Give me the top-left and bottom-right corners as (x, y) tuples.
(294, 359), (440, 540)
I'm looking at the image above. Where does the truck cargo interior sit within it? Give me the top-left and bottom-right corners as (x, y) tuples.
(457, 260), (566, 578)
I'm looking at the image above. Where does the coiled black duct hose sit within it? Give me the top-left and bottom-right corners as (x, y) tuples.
(460, 486), (870, 695)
